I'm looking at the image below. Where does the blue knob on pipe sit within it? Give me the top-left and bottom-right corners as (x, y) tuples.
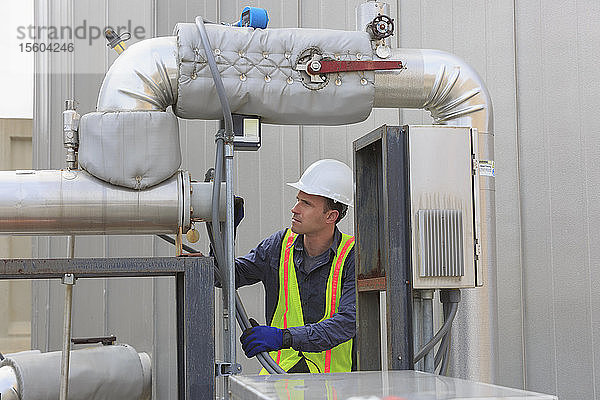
(236, 7), (269, 29)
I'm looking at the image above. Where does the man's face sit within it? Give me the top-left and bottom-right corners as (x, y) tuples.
(290, 191), (334, 235)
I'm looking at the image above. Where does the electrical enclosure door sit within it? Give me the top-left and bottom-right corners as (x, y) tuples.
(408, 125), (481, 289)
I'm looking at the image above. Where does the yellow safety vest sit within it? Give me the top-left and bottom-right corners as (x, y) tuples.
(261, 229), (355, 374)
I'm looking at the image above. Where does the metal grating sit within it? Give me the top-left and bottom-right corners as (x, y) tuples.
(417, 209), (464, 277)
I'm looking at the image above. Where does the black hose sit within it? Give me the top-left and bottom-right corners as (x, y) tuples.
(434, 303), (451, 369)
(414, 301), (458, 363)
(155, 232), (284, 374)
(194, 16), (285, 375)
(195, 17), (234, 137)
(210, 136), (226, 267)
(439, 330), (451, 375)
(207, 223), (285, 374)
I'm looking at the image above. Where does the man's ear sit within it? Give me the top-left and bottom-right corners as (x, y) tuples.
(325, 209), (339, 224)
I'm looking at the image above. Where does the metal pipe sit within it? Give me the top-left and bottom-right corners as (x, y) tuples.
(0, 170), (228, 235)
(224, 142), (236, 392)
(190, 182), (226, 222)
(421, 289), (434, 373)
(59, 273), (75, 400)
(204, 224), (285, 374)
(412, 292), (422, 371)
(374, 48), (496, 382)
(0, 170), (188, 235)
(96, 36), (179, 112)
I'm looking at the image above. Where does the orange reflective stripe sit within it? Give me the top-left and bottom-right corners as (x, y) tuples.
(324, 236), (355, 372)
(278, 232), (296, 365)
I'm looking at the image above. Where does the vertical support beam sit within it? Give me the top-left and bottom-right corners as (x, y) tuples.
(175, 272), (185, 400)
(185, 259), (215, 400)
(223, 141), (237, 397)
(354, 125), (413, 371)
(382, 126), (413, 370)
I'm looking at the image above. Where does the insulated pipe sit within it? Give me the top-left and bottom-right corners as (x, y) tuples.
(0, 345), (151, 400)
(373, 48), (496, 382)
(0, 170), (225, 235)
(96, 36), (178, 112)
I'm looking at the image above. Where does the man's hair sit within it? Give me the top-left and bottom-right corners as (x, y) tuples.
(324, 197), (348, 224)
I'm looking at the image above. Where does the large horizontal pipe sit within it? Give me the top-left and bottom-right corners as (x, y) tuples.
(0, 170), (224, 235)
(0, 345), (151, 400)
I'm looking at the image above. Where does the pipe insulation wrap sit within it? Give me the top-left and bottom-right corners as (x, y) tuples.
(0, 345), (151, 400)
(173, 23), (374, 124)
(79, 111), (181, 190)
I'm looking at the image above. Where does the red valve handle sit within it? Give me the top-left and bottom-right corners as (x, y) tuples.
(308, 60), (404, 75)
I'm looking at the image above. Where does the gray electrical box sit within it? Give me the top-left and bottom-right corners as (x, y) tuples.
(407, 125), (481, 289)
(353, 125), (482, 371)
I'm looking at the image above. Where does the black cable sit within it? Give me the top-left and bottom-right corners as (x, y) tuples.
(0, 351), (4, 361)
(206, 222), (285, 374)
(156, 234), (199, 254)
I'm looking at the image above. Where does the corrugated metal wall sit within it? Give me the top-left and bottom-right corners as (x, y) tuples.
(31, 0), (600, 399)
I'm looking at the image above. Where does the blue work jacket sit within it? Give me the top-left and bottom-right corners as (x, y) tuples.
(234, 227), (356, 352)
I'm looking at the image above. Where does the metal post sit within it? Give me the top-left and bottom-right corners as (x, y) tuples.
(223, 141), (237, 398)
(412, 291), (422, 371)
(421, 289), (434, 373)
(59, 271), (75, 400)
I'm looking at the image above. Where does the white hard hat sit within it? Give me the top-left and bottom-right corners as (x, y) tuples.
(287, 159), (353, 206)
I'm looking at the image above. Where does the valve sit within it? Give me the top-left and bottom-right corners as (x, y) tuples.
(368, 14), (395, 40)
(104, 28), (131, 54)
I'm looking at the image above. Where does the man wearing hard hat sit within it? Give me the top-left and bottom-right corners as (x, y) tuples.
(236, 159), (355, 373)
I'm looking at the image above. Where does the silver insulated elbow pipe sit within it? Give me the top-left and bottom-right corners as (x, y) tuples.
(96, 36), (179, 112)
(373, 48), (497, 383)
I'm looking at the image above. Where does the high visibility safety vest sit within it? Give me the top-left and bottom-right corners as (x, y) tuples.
(261, 229), (355, 374)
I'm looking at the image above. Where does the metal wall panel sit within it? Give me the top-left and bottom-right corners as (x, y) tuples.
(514, 1), (600, 399)
(397, 0), (600, 398)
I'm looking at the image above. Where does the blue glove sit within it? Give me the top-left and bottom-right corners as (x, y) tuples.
(240, 321), (283, 358)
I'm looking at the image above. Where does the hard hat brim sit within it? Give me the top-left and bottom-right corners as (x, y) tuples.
(287, 181), (353, 206)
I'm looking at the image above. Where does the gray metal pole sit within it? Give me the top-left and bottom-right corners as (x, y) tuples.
(59, 265), (75, 400)
(421, 289), (434, 373)
(223, 142), (237, 398)
(412, 291), (422, 371)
